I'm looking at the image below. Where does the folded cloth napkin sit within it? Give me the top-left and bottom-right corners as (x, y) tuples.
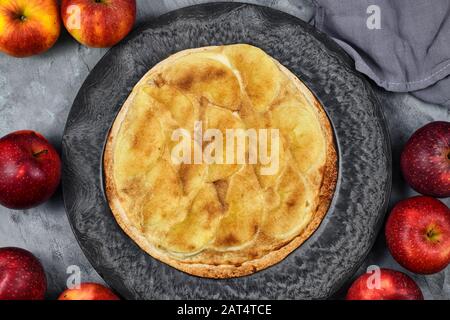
(311, 0), (450, 107)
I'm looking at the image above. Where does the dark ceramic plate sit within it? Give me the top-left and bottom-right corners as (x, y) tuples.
(62, 3), (391, 299)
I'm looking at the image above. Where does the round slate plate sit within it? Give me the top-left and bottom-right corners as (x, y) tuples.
(62, 3), (391, 299)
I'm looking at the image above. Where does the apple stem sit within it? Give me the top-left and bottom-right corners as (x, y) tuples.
(425, 226), (441, 243)
(14, 13), (27, 22)
(33, 149), (48, 157)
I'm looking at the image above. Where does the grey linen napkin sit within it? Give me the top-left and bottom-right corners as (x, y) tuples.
(312, 0), (450, 107)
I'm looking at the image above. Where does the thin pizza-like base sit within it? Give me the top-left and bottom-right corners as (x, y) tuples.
(104, 44), (337, 278)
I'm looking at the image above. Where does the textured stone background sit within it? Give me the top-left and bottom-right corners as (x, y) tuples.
(0, 0), (449, 299)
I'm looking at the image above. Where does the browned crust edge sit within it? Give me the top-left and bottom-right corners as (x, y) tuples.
(103, 45), (338, 279)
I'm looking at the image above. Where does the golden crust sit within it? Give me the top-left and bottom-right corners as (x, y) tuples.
(104, 44), (337, 278)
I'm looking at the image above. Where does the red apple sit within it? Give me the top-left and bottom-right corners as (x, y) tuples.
(61, 0), (136, 48)
(0, 130), (61, 209)
(401, 121), (450, 198)
(58, 283), (120, 300)
(0, 247), (47, 300)
(0, 0), (60, 57)
(386, 196), (450, 274)
(346, 268), (423, 300)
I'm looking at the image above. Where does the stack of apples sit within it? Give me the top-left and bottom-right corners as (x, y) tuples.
(0, 0), (136, 57)
(0, 131), (119, 300)
(0, 0), (135, 300)
(347, 121), (450, 300)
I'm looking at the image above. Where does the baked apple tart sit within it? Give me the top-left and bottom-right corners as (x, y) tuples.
(104, 44), (337, 278)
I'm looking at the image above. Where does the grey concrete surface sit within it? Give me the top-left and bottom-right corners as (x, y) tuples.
(0, 0), (449, 299)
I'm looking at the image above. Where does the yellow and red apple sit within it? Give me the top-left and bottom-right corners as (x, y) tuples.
(58, 283), (120, 300)
(0, 0), (60, 57)
(61, 0), (136, 48)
